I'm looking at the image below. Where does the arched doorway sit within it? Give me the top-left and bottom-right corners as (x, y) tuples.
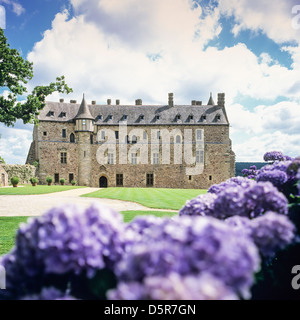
(99, 176), (108, 188)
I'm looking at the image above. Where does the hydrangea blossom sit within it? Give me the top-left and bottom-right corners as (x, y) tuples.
(226, 212), (295, 258)
(208, 176), (256, 195)
(1, 203), (126, 298)
(117, 216), (260, 298)
(179, 193), (217, 217)
(263, 151), (286, 162)
(108, 273), (238, 300)
(256, 170), (288, 188)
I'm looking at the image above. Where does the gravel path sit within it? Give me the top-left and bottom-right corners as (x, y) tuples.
(0, 188), (177, 217)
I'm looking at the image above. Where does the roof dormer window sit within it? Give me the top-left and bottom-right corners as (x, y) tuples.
(49, 111), (54, 117)
(176, 114), (181, 121)
(189, 114), (194, 120)
(98, 115), (102, 121)
(123, 115), (128, 120)
(201, 115), (207, 121)
(156, 115), (160, 121)
(108, 115), (113, 120)
(61, 112), (66, 118)
(216, 114), (221, 121)
(140, 115), (144, 120)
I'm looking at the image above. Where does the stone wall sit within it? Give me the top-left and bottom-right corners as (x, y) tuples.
(0, 165), (8, 187)
(2, 164), (37, 185)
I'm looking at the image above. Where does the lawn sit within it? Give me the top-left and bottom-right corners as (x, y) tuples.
(0, 211), (178, 255)
(0, 185), (86, 195)
(82, 187), (206, 210)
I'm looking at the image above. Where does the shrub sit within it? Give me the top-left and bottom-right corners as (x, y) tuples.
(30, 177), (39, 185)
(10, 176), (20, 186)
(60, 178), (66, 185)
(71, 180), (77, 186)
(33, 160), (39, 168)
(46, 176), (53, 184)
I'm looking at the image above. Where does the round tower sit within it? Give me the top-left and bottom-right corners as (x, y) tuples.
(75, 94), (95, 186)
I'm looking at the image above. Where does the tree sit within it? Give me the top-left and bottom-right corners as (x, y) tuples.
(0, 28), (73, 127)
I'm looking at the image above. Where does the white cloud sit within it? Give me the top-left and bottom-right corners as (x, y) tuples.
(218, 0), (300, 44)
(0, 0), (25, 16)
(0, 122), (33, 164)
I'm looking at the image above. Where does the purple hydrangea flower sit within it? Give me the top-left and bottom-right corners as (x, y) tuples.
(117, 216), (260, 298)
(179, 193), (217, 217)
(263, 151), (286, 162)
(108, 273), (238, 300)
(208, 176), (256, 195)
(256, 170), (288, 188)
(1, 203), (126, 298)
(226, 212), (295, 258)
(21, 287), (77, 300)
(250, 212), (295, 258)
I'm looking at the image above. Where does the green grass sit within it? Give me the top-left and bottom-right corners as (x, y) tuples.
(82, 187), (206, 210)
(0, 185), (86, 195)
(0, 217), (30, 255)
(121, 210), (178, 223)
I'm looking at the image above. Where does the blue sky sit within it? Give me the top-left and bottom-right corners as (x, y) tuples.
(1, 0), (300, 164)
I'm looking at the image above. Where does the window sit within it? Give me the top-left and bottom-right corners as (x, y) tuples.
(82, 120), (87, 130)
(216, 114), (221, 121)
(176, 114), (181, 121)
(143, 131), (147, 140)
(70, 133), (75, 143)
(54, 174), (59, 184)
(209, 176), (212, 181)
(140, 115), (144, 120)
(116, 174), (123, 186)
(126, 135), (130, 144)
(152, 153), (159, 165)
(131, 153), (137, 165)
(147, 174), (154, 187)
(108, 153), (114, 165)
(123, 115), (128, 120)
(84, 151), (86, 158)
(43, 132), (47, 136)
(196, 130), (203, 141)
(61, 112), (66, 118)
(132, 135), (137, 144)
(62, 129), (67, 138)
(196, 150), (204, 164)
(98, 115), (102, 121)
(189, 115), (194, 120)
(157, 131), (161, 140)
(61, 152), (67, 164)
(115, 131), (119, 140)
(189, 176), (192, 181)
(90, 135), (94, 145)
(201, 115), (207, 121)
(69, 174), (74, 184)
(176, 135), (181, 144)
(101, 131), (105, 140)
(108, 115), (113, 120)
(49, 111), (54, 117)
(156, 115), (160, 121)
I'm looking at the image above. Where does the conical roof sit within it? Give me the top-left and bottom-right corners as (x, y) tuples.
(207, 92), (215, 105)
(75, 94), (94, 120)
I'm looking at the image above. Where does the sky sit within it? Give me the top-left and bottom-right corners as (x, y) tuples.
(1, 0), (300, 164)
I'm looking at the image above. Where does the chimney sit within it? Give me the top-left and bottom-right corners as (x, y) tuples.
(91, 101), (96, 105)
(217, 93), (225, 107)
(116, 100), (120, 105)
(107, 99), (111, 105)
(168, 93), (174, 107)
(135, 99), (143, 105)
(191, 100), (196, 106)
(196, 101), (202, 106)
(70, 100), (77, 104)
(59, 99), (64, 103)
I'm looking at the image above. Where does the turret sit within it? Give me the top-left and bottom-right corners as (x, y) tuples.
(75, 94), (95, 132)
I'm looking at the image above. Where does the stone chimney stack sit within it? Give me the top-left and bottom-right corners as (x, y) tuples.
(191, 100), (196, 106)
(116, 100), (120, 105)
(135, 99), (143, 105)
(91, 101), (96, 105)
(168, 93), (174, 107)
(196, 101), (202, 106)
(107, 99), (111, 105)
(70, 100), (77, 104)
(59, 99), (64, 103)
(217, 93), (225, 107)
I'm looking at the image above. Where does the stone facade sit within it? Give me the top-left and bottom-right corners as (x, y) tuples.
(0, 165), (8, 187)
(27, 93), (236, 189)
(2, 164), (36, 185)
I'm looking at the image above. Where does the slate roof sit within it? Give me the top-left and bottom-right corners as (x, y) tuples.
(38, 100), (229, 126)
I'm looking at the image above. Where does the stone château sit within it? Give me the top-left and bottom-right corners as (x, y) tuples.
(26, 93), (235, 188)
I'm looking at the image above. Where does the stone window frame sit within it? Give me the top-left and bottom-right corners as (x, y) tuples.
(146, 173), (154, 187)
(116, 174), (123, 186)
(196, 129), (203, 141)
(175, 135), (182, 144)
(196, 150), (204, 164)
(152, 153), (159, 165)
(108, 153), (114, 165)
(62, 129), (67, 139)
(131, 153), (138, 165)
(60, 152), (67, 164)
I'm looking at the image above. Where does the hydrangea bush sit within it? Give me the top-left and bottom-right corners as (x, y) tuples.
(0, 151), (299, 300)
